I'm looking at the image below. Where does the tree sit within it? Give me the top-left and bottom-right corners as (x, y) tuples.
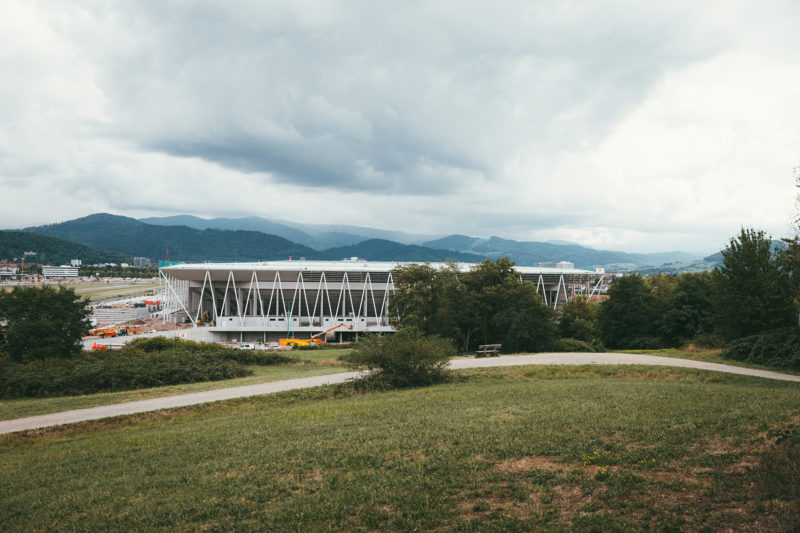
(557, 296), (600, 343)
(598, 274), (658, 349)
(657, 272), (714, 346)
(391, 258), (556, 353)
(490, 280), (556, 353)
(0, 286), (91, 362)
(711, 228), (796, 340)
(341, 327), (455, 388)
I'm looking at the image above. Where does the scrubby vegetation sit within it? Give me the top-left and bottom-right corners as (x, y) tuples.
(0, 338), (294, 399)
(722, 328), (800, 371)
(340, 327), (455, 388)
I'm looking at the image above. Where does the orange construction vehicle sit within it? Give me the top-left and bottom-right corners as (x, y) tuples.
(279, 323), (352, 348)
(89, 327), (118, 338)
(88, 326), (140, 338)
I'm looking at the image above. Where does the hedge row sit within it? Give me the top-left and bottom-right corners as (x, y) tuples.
(0, 338), (296, 399)
(0, 351), (249, 398)
(119, 337), (294, 366)
(722, 328), (800, 371)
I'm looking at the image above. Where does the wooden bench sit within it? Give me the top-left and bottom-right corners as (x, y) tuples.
(475, 344), (502, 356)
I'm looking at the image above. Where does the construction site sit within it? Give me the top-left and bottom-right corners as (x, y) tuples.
(151, 260), (603, 346)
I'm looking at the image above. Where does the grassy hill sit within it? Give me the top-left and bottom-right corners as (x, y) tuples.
(0, 230), (130, 265)
(1, 365), (797, 531)
(323, 239), (486, 262)
(25, 214), (325, 262)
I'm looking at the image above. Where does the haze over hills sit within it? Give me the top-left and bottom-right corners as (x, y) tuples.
(140, 215), (441, 250)
(324, 239), (485, 263)
(424, 235), (703, 269)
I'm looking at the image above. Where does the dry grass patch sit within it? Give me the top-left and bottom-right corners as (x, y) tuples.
(496, 455), (563, 473)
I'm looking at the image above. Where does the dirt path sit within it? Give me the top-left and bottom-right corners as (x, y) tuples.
(2, 353), (798, 435)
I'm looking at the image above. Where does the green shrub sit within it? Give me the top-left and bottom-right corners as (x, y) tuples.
(0, 351), (249, 398)
(340, 328), (455, 388)
(552, 337), (605, 353)
(0, 338), (298, 399)
(722, 328), (800, 370)
(625, 337), (664, 350)
(121, 337), (294, 365)
(689, 333), (726, 349)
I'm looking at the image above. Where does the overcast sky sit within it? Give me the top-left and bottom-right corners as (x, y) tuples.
(1, 1), (798, 254)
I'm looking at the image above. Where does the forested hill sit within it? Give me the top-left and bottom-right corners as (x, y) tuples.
(0, 231), (131, 265)
(323, 239), (486, 262)
(24, 214), (325, 262)
(424, 235), (701, 269)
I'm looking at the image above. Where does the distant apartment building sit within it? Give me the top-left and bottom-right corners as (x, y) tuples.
(70, 259), (82, 267)
(133, 257), (152, 267)
(42, 265), (79, 278)
(0, 265), (19, 280)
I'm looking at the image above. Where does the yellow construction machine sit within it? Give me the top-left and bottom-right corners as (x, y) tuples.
(279, 323), (352, 348)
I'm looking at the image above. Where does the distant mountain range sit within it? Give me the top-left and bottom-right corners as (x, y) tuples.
(140, 214), (441, 250)
(25, 214), (325, 262)
(12, 212), (712, 269)
(324, 239), (483, 263)
(423, 235), (702, 269)
(0, 230), (131, 265)
(21, 214), (479, 264)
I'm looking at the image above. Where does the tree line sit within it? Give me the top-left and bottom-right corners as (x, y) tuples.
(391, 228), (799, 356)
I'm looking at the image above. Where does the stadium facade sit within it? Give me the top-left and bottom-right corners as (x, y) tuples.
(159, 260), (602, 343)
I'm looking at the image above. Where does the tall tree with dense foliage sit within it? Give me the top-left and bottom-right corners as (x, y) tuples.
(598, 274), (658, 349)
(711, 228), (796, 340)
(391, 258), (555, 353)
(0, 286), (91, 362)
(657, 272), (714, 346)
(557, 296), (600, 343)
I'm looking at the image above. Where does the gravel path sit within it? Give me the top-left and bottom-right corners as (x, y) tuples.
(2, 353), (798, 435)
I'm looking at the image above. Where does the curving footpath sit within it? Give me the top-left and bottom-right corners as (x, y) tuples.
(2, 353), (798, 435)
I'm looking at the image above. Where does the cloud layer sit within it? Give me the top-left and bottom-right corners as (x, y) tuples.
(2, 1), (799, 254)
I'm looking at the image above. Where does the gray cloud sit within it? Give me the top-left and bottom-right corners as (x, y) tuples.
(2, 1), (799, 254)
(73, 1), (720, 193)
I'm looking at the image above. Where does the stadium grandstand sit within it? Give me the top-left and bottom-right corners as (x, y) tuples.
(159, 260), (603, 343)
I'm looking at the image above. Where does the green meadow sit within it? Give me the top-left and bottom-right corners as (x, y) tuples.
(2, 365), (798, 531)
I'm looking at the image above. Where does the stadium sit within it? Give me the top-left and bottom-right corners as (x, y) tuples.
(159, 260), (602, 343)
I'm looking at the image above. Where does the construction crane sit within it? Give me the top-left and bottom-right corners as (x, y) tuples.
(279, 323), (353, 348)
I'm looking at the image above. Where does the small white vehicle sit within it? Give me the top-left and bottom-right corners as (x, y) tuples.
(236, 343), (256, 350)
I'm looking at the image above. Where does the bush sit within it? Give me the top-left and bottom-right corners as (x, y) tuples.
(340, 328), (455, 388)
(0, 351), (249, 398)
(552, 337), (605, 353)
(624, 337), (664, 350)
(688, 333), (726, 349)
(120, 338), (294, 365)
(722, 328), (800, 370)
(0, 337), (297, 399)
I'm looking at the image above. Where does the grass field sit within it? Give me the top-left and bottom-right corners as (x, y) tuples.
(1, 280), (160, 300)
(1, 365), (798, 531)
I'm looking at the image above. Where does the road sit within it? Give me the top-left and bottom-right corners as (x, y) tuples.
(2, 353), (798, 435)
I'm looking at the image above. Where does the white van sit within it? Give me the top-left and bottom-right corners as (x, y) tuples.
(236, 343), (256, 350)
